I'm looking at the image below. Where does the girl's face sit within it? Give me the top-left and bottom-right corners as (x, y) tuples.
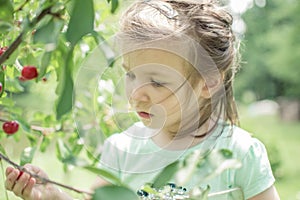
(123, 49), (203, 133)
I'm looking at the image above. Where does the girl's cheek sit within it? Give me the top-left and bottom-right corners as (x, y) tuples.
(125, 82), (133, 100)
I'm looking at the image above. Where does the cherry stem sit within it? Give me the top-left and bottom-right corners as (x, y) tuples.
(0, 118), (7, 123)
(0, 118), (55, 135)
(0, 152), (93, 196)
(30, 125), (55, 136)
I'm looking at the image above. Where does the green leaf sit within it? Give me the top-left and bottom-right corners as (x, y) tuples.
(66, 0), (94, 46)
(0, 0), (13, 32)
(0, 21), (12, 32)
(55, 50), (74, 120)
(33, 18), (64, 49)
(86, 150), (101, 166)
(110, 0), (119, 13)
(20, 147), (36, 166)
(152, 161), (179, 188)
(0, 0), (14, 22)
(92, 31), (115, 67)
(92, 185), (139, 200)
(220, 149), (233, 159)
(38, 52), (52, 80)
(0, 70), (5, 97)
(5, 79), (24, 93)
(49, 2), (64, 13)
(0, 143), (7, 155)
(84, 166), (123, 186)
(0, 97), (15, 107)
(62, 156), (89, 167)
(40, 136), (50, 152)
(14, 117), (31, 133)
(56, 139), (71, 161)
(25, 133), (38, 147)
(3, 49), (19, 65)
(71, 142), (83, 155)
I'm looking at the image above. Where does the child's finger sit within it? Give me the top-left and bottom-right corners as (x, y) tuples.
(22, 177), (36, 198)
(5, 166), (14, 177)
(5, 168), (19, 191)
(24, 163), (49, 179)
(13, 171), (31, 197)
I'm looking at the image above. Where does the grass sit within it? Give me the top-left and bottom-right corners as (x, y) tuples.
(239, 112), (300, 200)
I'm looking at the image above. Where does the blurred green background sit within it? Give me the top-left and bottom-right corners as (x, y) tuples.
(1, 0), (300, 199)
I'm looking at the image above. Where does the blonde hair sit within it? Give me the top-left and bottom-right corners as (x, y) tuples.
(120, 0), (240, 127)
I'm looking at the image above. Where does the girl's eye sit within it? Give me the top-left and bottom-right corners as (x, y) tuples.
(126, 71), (135, 80)
(151, 79), (164, 87)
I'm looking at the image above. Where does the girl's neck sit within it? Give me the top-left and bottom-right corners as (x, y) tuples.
(151, 118), (217, 151)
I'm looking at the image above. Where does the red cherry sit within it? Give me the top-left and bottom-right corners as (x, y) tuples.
(21, 66), (38, 80)
(2, 121), (19, 135)
(0, 82), (3, 93)
(0, 46), (8, 56)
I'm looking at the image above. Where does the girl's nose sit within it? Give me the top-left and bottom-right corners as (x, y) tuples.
(130, 85), (150, 102)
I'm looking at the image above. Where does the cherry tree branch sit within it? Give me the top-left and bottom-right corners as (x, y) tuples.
(0, 152), (93, 196)
(0, 6), (59, 65)
(0, 33), (23, 65)
(14, 0), (30, 12)
(14, 0), (29, 12)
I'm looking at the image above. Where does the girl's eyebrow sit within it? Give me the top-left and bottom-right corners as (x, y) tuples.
(122, 63), (174, 77)
(122, 63), (160, 76)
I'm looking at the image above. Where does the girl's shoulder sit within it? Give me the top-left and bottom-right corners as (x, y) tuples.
(218, 126), (275, 199)
(216, 125), (266, 160)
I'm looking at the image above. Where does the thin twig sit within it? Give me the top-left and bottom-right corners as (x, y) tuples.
(0, 33), (23, 65)
(208, 187), (243, 197)
(30, 125), (55, 136)
(0, 6), (53, 65)
(14, 0), (30, 12)
(0, 152), (93, 196)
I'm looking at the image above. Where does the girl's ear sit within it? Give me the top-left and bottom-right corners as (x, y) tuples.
(200, 75), (224, 99)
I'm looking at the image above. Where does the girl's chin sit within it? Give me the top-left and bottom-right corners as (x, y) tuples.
(139, 117), (176, 131)
(140, 118), (164, 129)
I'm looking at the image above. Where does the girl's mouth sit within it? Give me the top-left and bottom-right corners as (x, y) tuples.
(137, 112), (153, 119)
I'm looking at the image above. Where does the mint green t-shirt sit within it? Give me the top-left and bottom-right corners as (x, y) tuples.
(100, 122), (275, 199)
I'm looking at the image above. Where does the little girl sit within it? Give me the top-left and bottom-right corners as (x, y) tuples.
(5, 0), (280, 199)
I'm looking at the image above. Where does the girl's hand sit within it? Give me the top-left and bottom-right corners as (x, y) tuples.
(5, 164), (63, 200)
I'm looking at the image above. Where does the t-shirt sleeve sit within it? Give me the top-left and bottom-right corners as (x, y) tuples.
(235, 138), (275, 199)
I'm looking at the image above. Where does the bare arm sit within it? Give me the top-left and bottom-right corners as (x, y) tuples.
(248, 185), (280, 200)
